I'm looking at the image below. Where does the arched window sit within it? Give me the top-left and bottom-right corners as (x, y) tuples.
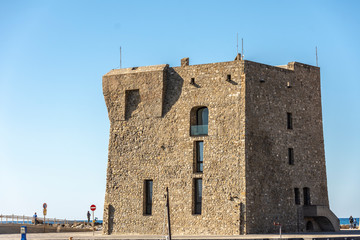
(196, 107), (208, 126)
(190, 106), (208, 136)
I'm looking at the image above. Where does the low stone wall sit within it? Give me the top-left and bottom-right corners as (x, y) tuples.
(0, 224), (93, 234)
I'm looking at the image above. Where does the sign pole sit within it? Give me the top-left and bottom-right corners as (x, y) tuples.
(43, 203), (47, 233)
(274, 222), (281, 238)
(90, 204), (96, 236)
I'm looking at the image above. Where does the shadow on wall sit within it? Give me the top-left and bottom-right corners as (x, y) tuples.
(108, 204), (115, 235)
(162, 68), (184, 117)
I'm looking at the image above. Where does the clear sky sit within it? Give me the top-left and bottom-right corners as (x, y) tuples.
(0, 0), (359, 221)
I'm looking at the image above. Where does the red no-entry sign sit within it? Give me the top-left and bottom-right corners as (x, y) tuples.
(90, 204), (96, 211)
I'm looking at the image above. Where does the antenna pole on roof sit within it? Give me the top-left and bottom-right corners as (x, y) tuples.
(241, 38), (244, 60)
(316, 46), (318, 67)
(237, 33), (239, 55)
(120, 46), (122, 69)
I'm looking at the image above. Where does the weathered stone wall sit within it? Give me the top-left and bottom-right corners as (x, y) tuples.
(244, 61), (328, 233)
(103, 60), (247, 235)
(102, 57), (331, 235)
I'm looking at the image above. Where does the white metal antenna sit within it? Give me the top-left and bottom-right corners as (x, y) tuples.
(237, 33), (239, 55)
(316, 46), (318, 67)
(241, 38), (244, 60)
(120, 46), (122, 69)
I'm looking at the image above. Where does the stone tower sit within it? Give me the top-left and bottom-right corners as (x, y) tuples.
(102, 56), (339, 235)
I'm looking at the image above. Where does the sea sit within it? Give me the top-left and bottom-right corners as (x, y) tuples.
(340, 217), (359, 225)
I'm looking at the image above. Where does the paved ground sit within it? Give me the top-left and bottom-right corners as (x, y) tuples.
(1, 230), (360, 240)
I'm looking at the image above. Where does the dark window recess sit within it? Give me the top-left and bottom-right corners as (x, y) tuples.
(227, 74), (231, 81)
(195, 141), (204, 173)
(306, 221), (314, 231)
(288, 148), (294, 165)
(190, 78), (195, 85)
(194, 178), (202, 214)
(197, 108), (208, 125)
(287, 112), (293, 129)
(294, 188), (300, 205)
(125, 89), (140, 120)
(144, 180), (153, 215)
(303, 187), (311, 206)
(190, 107), (209, 136)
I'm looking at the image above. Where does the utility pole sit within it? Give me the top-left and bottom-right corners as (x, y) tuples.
(120, 46), (122, 69)
(237, 33), (238, 55)
(241, 38), (244, 60)
(166, 187), (172, 240)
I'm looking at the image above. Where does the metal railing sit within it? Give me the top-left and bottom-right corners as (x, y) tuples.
(0, 214), (86, 225)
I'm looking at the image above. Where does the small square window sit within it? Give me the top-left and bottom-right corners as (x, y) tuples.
(227, 75), (231, 81)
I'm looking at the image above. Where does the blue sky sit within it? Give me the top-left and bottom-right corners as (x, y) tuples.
(0, 0), (359, 220)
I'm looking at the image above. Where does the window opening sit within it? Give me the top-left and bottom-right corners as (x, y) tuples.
(125, 89), (140, 120)
(195, 141), (204, 173)
(227, 74), (231, 82)
(193, 178), (202, 214)
(197, 107), (208, 125)
(287, 112), (293, 129)
(288, 148), (294, 165)
(294, 188), (300, 205)
(190, 107), (209, 136)
(303, 187), (310, 206)
(144, 180), (153, 215)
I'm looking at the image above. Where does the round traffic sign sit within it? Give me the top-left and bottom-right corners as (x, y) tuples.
(90, 204), (96, 211)
(43, 203), (47, 209)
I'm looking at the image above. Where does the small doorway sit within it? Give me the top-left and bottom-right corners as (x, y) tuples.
(306, 221), (314, 231)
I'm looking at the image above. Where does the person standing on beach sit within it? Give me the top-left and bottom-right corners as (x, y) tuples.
(354, 219), (357, 229)
(33, 212), (38, 225)
(87, 211), (91, 223)
(349, 216), (354, 229)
